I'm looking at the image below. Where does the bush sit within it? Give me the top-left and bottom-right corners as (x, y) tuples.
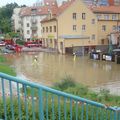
(16, 40), (25, 45)
(53, 75), (75, 90)
(65, 84), (88, 97)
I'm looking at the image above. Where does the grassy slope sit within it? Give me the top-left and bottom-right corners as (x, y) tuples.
(0, 54), (16, 76)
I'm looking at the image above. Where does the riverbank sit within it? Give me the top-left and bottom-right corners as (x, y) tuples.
(0, 54), (16, 76)
(52, 76), (120, 106)
(21, 46), (58, 53)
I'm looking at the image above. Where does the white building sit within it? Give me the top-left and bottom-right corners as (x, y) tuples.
(12, 0), (58, 41)
(11, 8), (21, 33)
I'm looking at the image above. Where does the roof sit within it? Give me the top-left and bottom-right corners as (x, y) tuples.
(91, 6), (120, 14)
(41, 17), (57, 23)
(20, 3), (58, 17)
(41, 0), (120, 23)
(57, 0), (75, 15)
(41, 0), (75, 23)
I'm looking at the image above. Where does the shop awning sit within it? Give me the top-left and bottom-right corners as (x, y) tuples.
(59, 35), (90, 39)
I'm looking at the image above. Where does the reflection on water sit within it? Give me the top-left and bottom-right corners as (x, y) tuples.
(4, 52), (120, 95)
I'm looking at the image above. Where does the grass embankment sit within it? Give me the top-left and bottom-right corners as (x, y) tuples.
(53, 75), (120, 106)
(21, 75), (120, 106)
(0, 54), (16, 76)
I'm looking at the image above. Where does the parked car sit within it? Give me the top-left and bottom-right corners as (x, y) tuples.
(5, 44), (22, 52)
(112, 49), (120, 56)
(24, 41), (42, 48)
(5, 45), (16, 50)
(0, 41), (6, 46)
(1, 48), (15, 54)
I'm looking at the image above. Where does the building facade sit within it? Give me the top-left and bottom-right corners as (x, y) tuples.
(12, 0), (58, 41)
(41, 0), (120, 54)
(11, 8), (21, 33)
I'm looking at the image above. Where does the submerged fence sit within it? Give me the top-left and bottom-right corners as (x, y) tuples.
(0, 72), (120, 120)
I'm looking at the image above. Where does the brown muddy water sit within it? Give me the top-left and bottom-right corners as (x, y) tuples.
(4, 52), (120, 95)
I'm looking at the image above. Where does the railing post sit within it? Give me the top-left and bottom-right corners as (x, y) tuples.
(39, 88), (44, 120)
(1, 78), (7, 120)
(114, 107), (120, 120)
(117, 107), (120, 120)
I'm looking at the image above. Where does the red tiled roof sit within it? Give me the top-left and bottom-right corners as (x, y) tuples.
(41, 0), (75, 23)
(91, 6), (120, 13)
(57, 0), (75, 15)
(20, 3), (58, 16)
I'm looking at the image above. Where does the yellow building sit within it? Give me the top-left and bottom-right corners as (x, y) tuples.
(41, 0), (120, 54)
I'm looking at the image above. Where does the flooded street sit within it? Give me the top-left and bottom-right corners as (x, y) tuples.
(5, 52), (120, 95)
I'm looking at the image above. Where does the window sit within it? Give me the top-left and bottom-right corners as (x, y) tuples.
(112, 15), (117, 20)
(101, 39), (104, 44)
(73, 13), (77, 19)
(31, 8), (37, 14)
(82, 13), (86, 20)
(54, 26), (56, 32)
(102, 25), (106, 31)
(82, 25), (86, 31)
(96, 14), (101, 20)
(104, 14), (109, 20)
(118, 26), (120, 31)
(50, 26), (52, 32)
(112, 25), (117, 31)
(91, 19), (95, 24)
(27, 23), (29, 27)
(43, 27), (45, 33)
(91, 34), (95, 40)
(50, 39), (52, 43)
(27, 30), (30, 34)
(46, 27), (48, 32)
(73, 25), (77, 31)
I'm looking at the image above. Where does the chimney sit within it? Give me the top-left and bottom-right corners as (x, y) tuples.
(108, 0), (114, 6)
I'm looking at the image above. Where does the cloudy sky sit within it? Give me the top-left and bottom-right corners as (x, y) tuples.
(0, 0), (65, 7)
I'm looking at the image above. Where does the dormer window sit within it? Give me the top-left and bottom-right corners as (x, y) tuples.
(52, 2), (55, 5)
(31, 8), (37, 12)
(46, 2), (49, 5)
(31, 8), (37, 14)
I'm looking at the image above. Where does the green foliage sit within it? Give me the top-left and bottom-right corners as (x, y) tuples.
(65, 84), (88, 97)
(8, 32), (20, 38)
(0, 98), (39, 120)
(53, 75), (120, 106)
(0, 55), (16, 76)
(0, 97), (113, 120)
(53, 75), (75, 90)
(0, 3), (18, 33)
(0, 64), (16, 76)
(0, 55), (6, 63)
(20, 87), (39, 97)
(97, 89), (110, 102)
(16, 40), (25, 45)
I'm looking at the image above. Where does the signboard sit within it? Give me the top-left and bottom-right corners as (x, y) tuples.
(48, 35), (54, 39)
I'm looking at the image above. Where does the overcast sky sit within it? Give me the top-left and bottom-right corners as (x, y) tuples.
(0, 0), (65, 7)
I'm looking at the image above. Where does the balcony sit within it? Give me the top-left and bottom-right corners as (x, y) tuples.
(31, 19), (37, 24)
(31, 25), (38, 30)
(0, 72), (120, 120)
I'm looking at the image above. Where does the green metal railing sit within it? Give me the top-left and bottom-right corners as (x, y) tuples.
(0, 72), (120, 120)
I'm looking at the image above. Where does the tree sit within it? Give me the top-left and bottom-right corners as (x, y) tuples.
(0, 3), (18, 33)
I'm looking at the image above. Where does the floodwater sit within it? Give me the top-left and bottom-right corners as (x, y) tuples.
(4, 52), (120, 95)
